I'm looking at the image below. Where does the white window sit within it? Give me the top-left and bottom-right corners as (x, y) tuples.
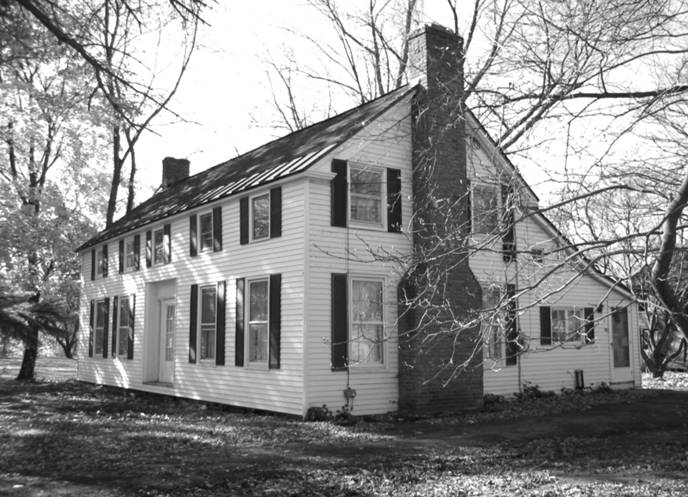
(94, 300), (106, 355)
(124, 238), (137, 272)
(199, 212), (214, 252)
(199, 285), (216, 360)
(481, 284), (503, 360)
(117, 297), (130, 357)
(153, 228), (170, 265)
(96, 245), (107, 276)
(251, 194), (270, 241)
(350, 279), (384, 365)
(551, 307), (585, 343)
(350, 165), (384, 227)
(472, 184), (499, 234)
(247, 278), (269, 363)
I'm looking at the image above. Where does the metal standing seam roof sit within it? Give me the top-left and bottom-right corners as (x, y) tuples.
(77, 85), (418, 252)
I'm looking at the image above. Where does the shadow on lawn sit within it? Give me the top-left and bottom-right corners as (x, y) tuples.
(1, 379), (688, 496)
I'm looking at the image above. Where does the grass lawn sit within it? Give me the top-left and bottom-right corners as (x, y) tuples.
(1, 357), (687, 496)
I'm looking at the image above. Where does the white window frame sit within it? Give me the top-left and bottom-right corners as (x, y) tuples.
(117, 296), (130, 357)
(246, 277), (270, 366)
(152, 227), (170, 266)
(198, 285), (217, 361)
(198, 211), (214, 252)
(550, 306), (586, 343)
(94, 299), (107, 356)
(349, 277), (385, 366)
(472, 183), (500, 235)
(124, 237), (137, 272)
(250, 193), (270, 242)
(481, 284), (504, 361)
(348, 163), (386, 229)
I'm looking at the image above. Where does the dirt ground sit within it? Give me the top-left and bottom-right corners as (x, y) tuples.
(1, 356), (687, 496)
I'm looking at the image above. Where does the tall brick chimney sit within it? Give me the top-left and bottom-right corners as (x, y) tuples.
(398, 24), (483, 415)
(162, 157), (190, 189)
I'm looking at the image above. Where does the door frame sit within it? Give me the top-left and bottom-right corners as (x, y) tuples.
(610, 306), (632, 384)
(158, 298), (176, 384)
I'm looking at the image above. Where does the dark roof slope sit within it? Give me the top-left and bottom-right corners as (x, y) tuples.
(78, 85), (417, 251)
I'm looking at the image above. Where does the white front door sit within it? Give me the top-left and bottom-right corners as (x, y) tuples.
(611, 307), (632, 383)
(159, 299), (176, 383)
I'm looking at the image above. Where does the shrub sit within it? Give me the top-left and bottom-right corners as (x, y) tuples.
(305, 405), (332, 422)
(482, 393), (505, 411)
(515, 382), (555, 401)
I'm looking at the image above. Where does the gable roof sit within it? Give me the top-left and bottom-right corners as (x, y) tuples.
(77, 85), (417, 252)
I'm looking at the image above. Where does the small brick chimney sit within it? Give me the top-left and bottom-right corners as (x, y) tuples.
(162, 157), (190, 189)
(398, 24), (483, 415)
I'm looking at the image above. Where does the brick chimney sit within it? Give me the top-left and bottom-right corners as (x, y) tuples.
(398, 24), (483, 415)
(162, 157), (190, 189)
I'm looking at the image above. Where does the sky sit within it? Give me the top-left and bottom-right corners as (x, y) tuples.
(134, 0), (457, 195)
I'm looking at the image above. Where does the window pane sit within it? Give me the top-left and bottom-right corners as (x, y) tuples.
(249, 323), (268, 362)
(252, 194), (270, 240)
(200, 324), (215, 360)
(249, 280), (268, 321)
(567, 309), (583, 341)
(125, 240), (136, 270)
(551, 309), (567, 342)
(201, 287), (216, 324)
(352, 281), (382, 321)
(200, 213), (213, 251)
(165, 304), (175, 361)
(473, 185), (499, 234)
(154, 229), (165, 264)
(350, 169), (381, 195)
(350, 323), (382, 363)
(351, 196), (381, 224)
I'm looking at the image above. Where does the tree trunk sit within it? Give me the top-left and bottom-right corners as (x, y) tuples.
(16, 326), (39, 381)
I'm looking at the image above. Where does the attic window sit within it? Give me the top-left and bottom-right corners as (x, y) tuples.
(350, 166), (384, 227)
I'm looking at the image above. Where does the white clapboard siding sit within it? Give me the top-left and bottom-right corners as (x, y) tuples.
(302, 96), (413, 416)
(466, 125), (641, 396)
(79, 179), (307, 415)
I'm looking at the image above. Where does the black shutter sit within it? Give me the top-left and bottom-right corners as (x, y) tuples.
(239, 197), (249, 245)
(111, 296), (119, 358)
(102, 297), (110, 358)
(331, 273), (348, 370)
(331, 159), (347, 227)
(216, 280), (226, 366)
(269, 273), (281, 369)
(584, 307), (595, 343)
(189, 284), (198, 363)
(133, 234), (140, 270)
(386, 168), (402, 232)
(505, 284), (518, 366)
(118, 240), (124, 274)
(502, 184), (516, 262)
(213, 206), (223, 252)
(127, 294), (135, 359)
(163, 224), (171, 263)
(102, 244), (108, 277)
(235, 278), (245, 366)
(90, 249), (96, 280)
(270, 187), (282, 239)
(540, 306), (552, 345)
(88, 300), (94, 357)
(189, 214), (198, 257)
(145, 230), (152, 267)
(466, 179), (472, 234)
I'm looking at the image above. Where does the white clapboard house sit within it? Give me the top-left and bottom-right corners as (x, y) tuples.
(76, 24), (640, 416)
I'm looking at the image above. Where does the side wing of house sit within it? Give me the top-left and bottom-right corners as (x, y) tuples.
(301, 93), (414, 416)
(78, 178), (309, 415)
(466, 118), (641, 396)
